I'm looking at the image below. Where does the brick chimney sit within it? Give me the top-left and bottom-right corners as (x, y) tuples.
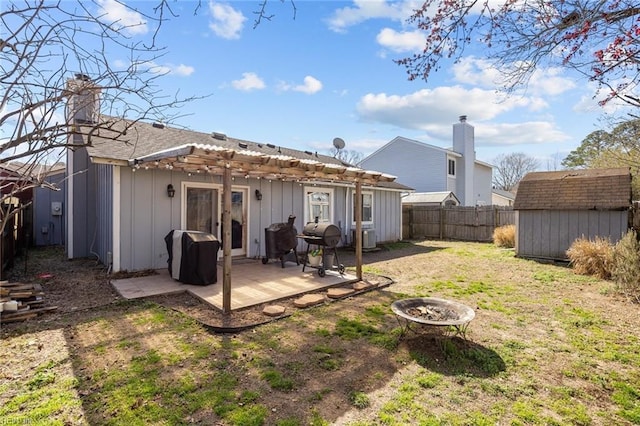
(452, 115), (476, 206)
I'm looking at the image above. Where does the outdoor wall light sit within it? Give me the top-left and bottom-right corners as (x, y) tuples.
(255, 189), (263, 201)
(167, 184), (175, 198)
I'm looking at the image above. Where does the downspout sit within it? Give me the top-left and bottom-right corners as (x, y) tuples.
(66, 153), (74, 259)
(355, 180), (362, 280)
(344, 188), (349, 245)
(112, 166), (121, 273)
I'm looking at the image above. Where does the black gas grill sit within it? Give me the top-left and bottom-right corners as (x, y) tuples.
(299, 222), (345, 277)
(262, 215), (299, 268)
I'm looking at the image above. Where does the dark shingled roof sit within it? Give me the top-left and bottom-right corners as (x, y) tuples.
(80, 116), (412, 191)
(513, 168), (632, 211)
(84, 116), (346, 166)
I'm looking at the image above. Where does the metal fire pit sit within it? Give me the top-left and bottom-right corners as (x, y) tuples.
(391, 297), (475, 338)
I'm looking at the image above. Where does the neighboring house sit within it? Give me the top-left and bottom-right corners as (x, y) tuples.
(514, 168), (632, 261)
(401, 191), (459, 207)
(492, 189), (515, 207)
(1, 162), (67, 248)
(33, 164), (66, 246)
(64, 75), (411, 273)
(359, 116), (493, 207)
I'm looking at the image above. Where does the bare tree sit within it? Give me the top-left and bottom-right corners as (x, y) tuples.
(0, 0), (196, 277)
(396, 1), (640, 110)
(493, 153), (540, 192)
(328, 147), (363, 166)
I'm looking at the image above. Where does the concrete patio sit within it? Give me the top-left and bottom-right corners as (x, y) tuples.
(110, 257), (358, 311)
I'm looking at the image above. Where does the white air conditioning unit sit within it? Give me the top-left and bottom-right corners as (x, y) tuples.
(353, 229), (376, 249)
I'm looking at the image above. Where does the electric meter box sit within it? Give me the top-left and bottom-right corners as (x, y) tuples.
(51, 202), (63, 216)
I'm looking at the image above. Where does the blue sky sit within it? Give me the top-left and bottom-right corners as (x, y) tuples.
(96, 0), (624, 169)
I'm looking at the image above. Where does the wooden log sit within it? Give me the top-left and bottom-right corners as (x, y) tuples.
(1, 313), (38, 323)
(0, 306), (58, 323)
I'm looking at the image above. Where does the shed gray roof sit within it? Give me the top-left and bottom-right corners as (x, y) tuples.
(492, 189), (515, 201)
(401, 191), (459, 204)
(79, 116), (412, 190)
(513, 168), (632, 210)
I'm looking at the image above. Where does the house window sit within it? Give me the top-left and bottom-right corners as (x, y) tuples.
(305, 188), (333, 223)
(448, 158), (456, 177)
(352, 191), (373, 225)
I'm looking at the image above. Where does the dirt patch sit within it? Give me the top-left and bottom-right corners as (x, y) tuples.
(2, 246), (391, 331)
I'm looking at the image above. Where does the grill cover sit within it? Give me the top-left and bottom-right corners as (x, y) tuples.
(164, 230), (219, 285)
(302, 222), (341, 247)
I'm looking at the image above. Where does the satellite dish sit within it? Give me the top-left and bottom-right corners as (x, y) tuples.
(333, 137), (345, 150)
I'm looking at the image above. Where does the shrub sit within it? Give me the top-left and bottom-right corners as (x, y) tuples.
(611, 230), (640, 302)
(566, 237), (614, 279)
(493, 225), (515, 248)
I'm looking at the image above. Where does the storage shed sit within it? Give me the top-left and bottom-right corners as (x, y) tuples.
(514, 168), (632, 261)
(401, 191), (460, 207)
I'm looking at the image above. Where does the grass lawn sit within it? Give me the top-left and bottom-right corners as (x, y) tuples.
(1, 239), (639, 425)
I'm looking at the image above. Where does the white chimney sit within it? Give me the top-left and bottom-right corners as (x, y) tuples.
(452, 115), (475, 206)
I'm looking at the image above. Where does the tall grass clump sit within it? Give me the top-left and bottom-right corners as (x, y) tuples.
(610, 230), (640, 302)
(493, 225), (515, 248)
(566, 237), (613, 279)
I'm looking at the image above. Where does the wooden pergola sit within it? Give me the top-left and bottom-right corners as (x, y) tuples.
(129, 143), (397, 313)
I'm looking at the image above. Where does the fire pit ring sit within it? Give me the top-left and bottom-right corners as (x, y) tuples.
(391, 297), (475, 338)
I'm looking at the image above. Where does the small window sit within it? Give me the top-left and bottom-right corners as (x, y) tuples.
(448, 158), (456, 176)
(352, 191), (373, 225)
(306, 188), (332, 223)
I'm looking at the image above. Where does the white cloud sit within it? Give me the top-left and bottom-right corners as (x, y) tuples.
(278, 76), (323, 94)
(452, 57), (577, 98)
(172, 64), (196, 77)
(148, 62), (195, 76)
(451, 57), (504, 88)
(357, 86), (532, 129)
(294, 76), (323, 94)
(113, 59), (127, 69)
(232, 72), (265, 91)
(327, 0), (421, 33)
(96, 0), (148, 35)
(572, 78), (640, 117)
(528, 67), (576, 96)
(209, 1), (246, 40)
(356, 86), (571, 148)
(474, 121), (571, 147)
(376, 28), (424, 53)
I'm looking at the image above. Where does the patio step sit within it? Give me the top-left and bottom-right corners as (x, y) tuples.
(327, 287), (355, 299)
(353, 280), (378, 291)
(293, 293), (326, 308)
(262, 305), (287, 316)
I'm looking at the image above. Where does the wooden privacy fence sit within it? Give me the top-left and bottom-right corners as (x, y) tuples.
(403, 205), (515, 242)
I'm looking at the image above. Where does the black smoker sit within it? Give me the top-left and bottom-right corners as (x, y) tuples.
(300, 221), (345, 277)
(262, 215), (299, 268)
